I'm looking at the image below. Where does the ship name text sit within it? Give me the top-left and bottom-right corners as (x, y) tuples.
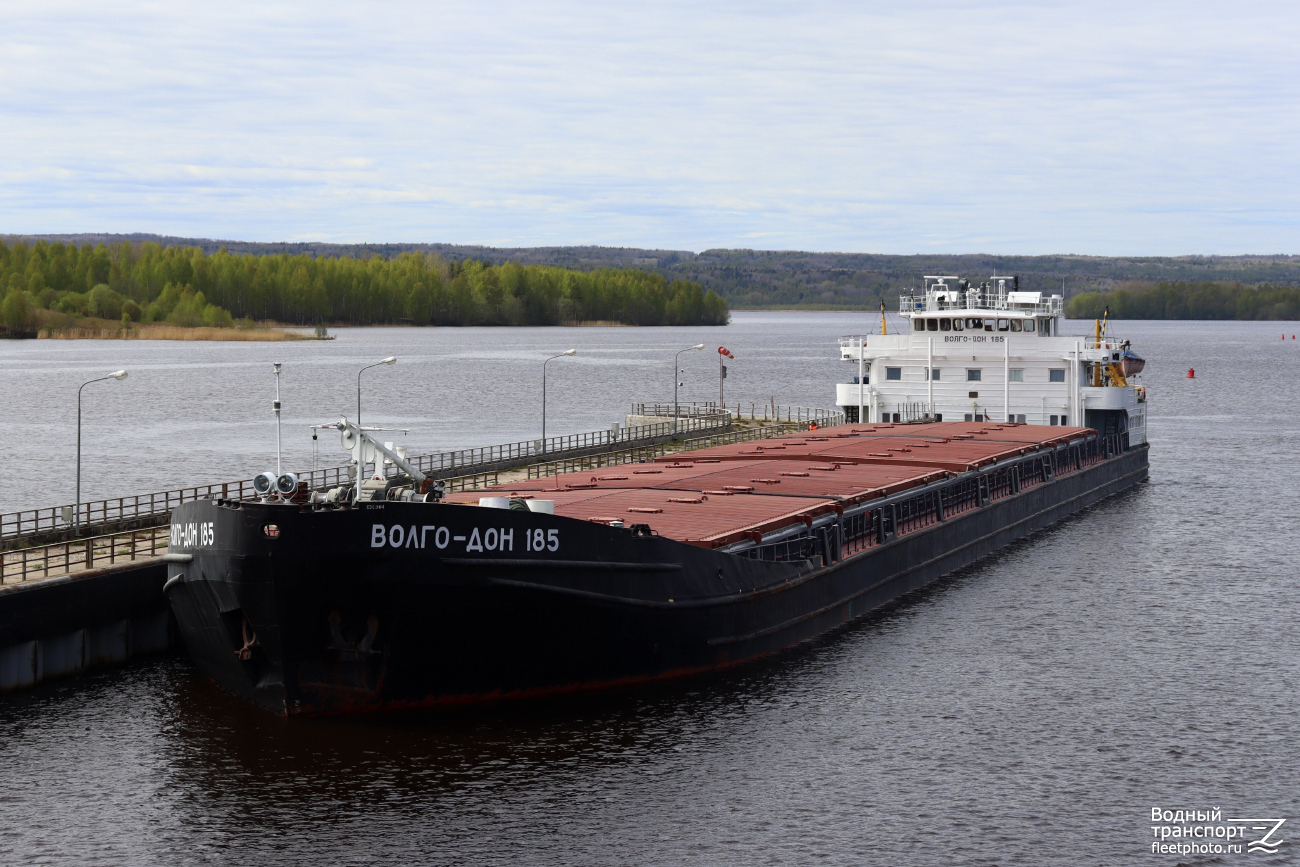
(171, 521), (214, 549)
(370, 523), (559, 553)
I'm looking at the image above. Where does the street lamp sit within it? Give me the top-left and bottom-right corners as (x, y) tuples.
(76, 369), (127, 535)
(542, 349), (577, 453)
(673, 344), (705, 433)
(357, 356), (396, 428)
(272, 362), (283, 476)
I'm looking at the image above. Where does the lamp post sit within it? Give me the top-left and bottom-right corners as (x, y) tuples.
(357, 356), (396, 428)
(76, 369), (127, 535)
(542, 349), (577, 454)
(673, 344), (705, 433)
(272, 362), (283, 475)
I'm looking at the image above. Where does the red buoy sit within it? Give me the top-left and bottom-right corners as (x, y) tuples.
(1187, 368), (1195, 378)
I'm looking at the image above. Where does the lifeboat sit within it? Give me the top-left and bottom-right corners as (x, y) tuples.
(1119, 348), (1145, 377)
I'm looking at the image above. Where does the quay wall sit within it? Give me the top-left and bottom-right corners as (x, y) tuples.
(0, 560), (172, 692)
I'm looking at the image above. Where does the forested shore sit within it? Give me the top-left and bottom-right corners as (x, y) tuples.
(0, 240), (729, 333)
(1065, 281), (1300, 320)
(12, 234), (1300, 312)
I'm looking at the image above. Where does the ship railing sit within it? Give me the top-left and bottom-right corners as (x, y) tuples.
(737, 536), (816, 564)
(884, 403), (933, 424)
(737, 442), (1109, 566)
(841, 507), (882, 557)
(1, 525), (171, 586)
(897, 294), (1063, 317)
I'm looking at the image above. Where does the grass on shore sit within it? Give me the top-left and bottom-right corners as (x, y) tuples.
(35, 315), (314, 341)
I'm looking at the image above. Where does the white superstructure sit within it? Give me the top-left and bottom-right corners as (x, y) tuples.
(835, 276), (1147, 446)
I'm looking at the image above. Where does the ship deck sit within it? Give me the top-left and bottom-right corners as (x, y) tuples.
(448, 421), (1093, 548)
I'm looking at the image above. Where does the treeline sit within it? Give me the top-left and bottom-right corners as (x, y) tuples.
(1066, 281), (1300, 320)
(0, 239), (729, 330)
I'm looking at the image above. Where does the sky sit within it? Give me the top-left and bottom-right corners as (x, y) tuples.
(1, 0), (1298, 255)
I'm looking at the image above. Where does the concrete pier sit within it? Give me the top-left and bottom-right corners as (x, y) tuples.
(0, 558), (172, 691)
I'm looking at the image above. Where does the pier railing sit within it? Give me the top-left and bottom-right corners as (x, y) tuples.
(1, 525), (171, 586)
(401, 416), (729, 477)
(0, 468), (500, 552)
(523, 421), (811, 480)
(632, 402), (844, 426)
(0, 411), (732, 548)
(0, 405), (834, 550)
(0, 417), (726, 547)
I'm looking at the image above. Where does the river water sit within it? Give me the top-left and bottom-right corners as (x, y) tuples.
(1, 314), (1297, 866)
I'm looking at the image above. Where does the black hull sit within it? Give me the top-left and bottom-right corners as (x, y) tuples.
(166, 446), (1148, 714)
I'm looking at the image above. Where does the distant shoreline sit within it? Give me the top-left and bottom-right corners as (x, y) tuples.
(34, 319), (319, 342)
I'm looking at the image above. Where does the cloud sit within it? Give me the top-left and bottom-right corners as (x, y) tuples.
(0, 0), (1297, 253)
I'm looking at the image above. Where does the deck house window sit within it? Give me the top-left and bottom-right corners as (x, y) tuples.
(997, 319), (1009, 331)
(967, 318), (983, 330)
(1039, 319), (1051, 336)
(939, 318), (951, 331)
(1009, 369), (1023, 382)
(967, 369), (982, 382)
(1049, 369), (1065, 383)
(1010, 320), (1022, 332)
(927, 319), (939, 331)
(886, 367), (902, 380)
(929, 368), (940, 380)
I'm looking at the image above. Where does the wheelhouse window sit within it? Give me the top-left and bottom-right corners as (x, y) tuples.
(953, 318), (964, 331)
(967, 369), (982, 382)
(939, 318), (951, 331)
(1049, 369), (1065, 383)
(1010, 320), (1022, 332)
(927, 319), (939, 331)
(997, 319), (1009, 331)
(966, 318), (983, 330)
(1009, 369), (1024, 382)
(886, 367), (902, 380)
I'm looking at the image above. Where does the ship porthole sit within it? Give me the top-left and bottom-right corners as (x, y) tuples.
(263, 524), (280, 538)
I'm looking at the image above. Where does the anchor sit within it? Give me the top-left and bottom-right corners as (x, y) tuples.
(235, 616), (260, 660)
(327, 611), (380, 662)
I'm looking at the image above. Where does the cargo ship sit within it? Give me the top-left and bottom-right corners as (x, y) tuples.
(164, 277), (1149, 715)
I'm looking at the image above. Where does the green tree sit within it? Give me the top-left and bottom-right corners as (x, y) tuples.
(2, 290), (34, 333)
